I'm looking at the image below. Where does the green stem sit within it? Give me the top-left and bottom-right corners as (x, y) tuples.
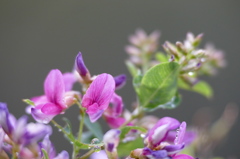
(11, 142), (19, 159)
(51, 120), (68, 135)
(78, 109), (85, 141)
(78, 149), (95, 159)
(51, 120), (77, 159)
(72, 145), (78, 159)
(77, 102), (85, 142)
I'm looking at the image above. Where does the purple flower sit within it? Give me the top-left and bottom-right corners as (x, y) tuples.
(39, 135), (56, 159)
(82, 73), (115, 122)
(39, 135), (69, 159)
(0, 102), (14, 134)
(147, 117), (180, 147)
(142, 148), (169, 159)
(90, 150), (108, 159)
(0, 127), (5, 152)
(30, 69), (78, 123)
(140, 117), (196, 158)
(75, 52), (91, 83)
(104, 93), (125, 128)
(114, 74), (127, 90)
(0, 103), (52, 145)
(103, 129), (120, 153)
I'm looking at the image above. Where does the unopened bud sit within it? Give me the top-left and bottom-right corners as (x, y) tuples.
(163, 41), (179, 57)
(193, 33), (204, 47)
(125, 46), (140, 55)
(114, 74), (127, 90)
(75, 52), (91, 83)
(176, 41), (188, 55)
(192, 49), (206, 57)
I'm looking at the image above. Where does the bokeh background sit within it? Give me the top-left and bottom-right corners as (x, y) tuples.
(0, 1), (240, 158)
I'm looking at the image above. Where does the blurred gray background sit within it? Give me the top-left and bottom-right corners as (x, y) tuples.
(0, 0), (240, 158)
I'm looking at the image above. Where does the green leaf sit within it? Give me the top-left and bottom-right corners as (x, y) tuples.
(137, 62), (180, 110)
(119, 126), (147, 140)
(144, 93), (181, 112)
(155, 52), (169, 63)
(117, 137), (144, 157)
(41, 149), (49, 159)
(84, 117), (103, 140)
(22, 99), (35, 106)
(178, 78), (213, 98)
(125, 60), (139, 77)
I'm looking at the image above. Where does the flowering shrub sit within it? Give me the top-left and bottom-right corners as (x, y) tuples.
(0, 29), (235, 159)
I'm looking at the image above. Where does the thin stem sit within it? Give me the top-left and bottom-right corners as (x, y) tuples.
(72, 145), (77, 159)
(51, 120), (77, 159)
(51, 120), (67, 135)
(11, 146), (18, 159)
(76, 101), (85, 142)
(78, 108), (85, 141)
(78, 149), (95, 159)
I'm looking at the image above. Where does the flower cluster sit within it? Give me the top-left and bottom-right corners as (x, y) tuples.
(0, 103), (68, 159)
(0, 29), (230, 159)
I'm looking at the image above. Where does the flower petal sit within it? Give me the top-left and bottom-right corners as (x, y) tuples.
(104, 115), (125, 128)
(82, 73), (115, 121)
(148, 117), (180, 146)
(110, 93), (124, 116)
(86, 103), (104, 122)
(148, 124), (169, 146)
(163, 144), (185, 155)
(62, 72), (76, 91)
(114, 74), (127, 89)
(173, 154), (195, 159)
(31, 95), (48, 105)
(24, 123), (52, 145)
(90, 150), (108, 159)
(31, 105), (56, 124)
(174, 122), (186, 145)
(0, 103), (14, 134)
(103, 129), (120, 152)
(44, 69), (65, 108)
(75, 52), (89, 77)
(142, 148), (168, 159)
(41, 103), (63, 115)
(39, 135), (56, 158)
(0, 127), (5, 151)
(54, 150), (69, 159)
(12, 116), (28, 144)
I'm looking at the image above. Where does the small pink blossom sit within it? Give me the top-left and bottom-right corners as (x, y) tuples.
(82, 73), (115, 122)
(104, 93), (125, 128)
(30, 69), (78, 124)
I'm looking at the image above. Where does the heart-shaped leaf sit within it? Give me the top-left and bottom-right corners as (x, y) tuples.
(137, 62), (180, 110)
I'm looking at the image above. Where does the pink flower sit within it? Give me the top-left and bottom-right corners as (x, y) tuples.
(82, 73), (115, 122)
(104, 93), (126, 128)
(173, 154), (195, 159)
(30, 69), (78, 124)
